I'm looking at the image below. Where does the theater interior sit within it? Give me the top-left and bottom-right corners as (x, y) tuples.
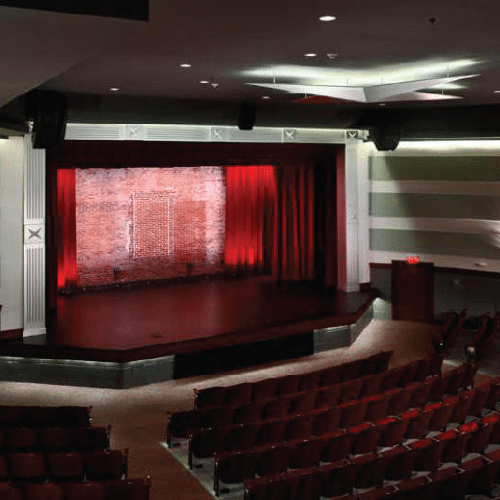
(1, 1), (500, 499)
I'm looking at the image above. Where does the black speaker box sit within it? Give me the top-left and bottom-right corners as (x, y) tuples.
(237, 100), (257, 130)
(26, 90), (67, 149)
(372, 121), (401, 151)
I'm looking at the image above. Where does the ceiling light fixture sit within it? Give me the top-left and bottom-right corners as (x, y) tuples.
(109, 87), (120, 92)
(261, 96), (270, 100)
(319, 15), (336, 21)
(326, 53), (339, 60)
(495, 90), (500, 93)
(199, 80), (209, 84)
(304, 53), (317, 58)
(180, 63), (191, 68)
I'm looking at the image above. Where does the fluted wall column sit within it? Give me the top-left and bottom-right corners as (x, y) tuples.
(23, 136), (46, 336)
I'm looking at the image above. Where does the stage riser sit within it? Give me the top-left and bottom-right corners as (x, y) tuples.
(173, 332), (314, 379)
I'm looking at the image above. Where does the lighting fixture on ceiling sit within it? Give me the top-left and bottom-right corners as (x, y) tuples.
(261, 96), (270, 100)
(244, 59), (481, 103)
(109, 87), (120, 92)
(326, 53), (339, 60)
(304, 53), (317, 58)
(180, 63), (191, 68)
(495, 90), (500, 93)
(319, 15), (336, 21)
(210, 78), (219, 88)
(199, 80), (209, 84)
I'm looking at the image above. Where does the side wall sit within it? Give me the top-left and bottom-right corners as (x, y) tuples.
(366, 140), (500, 319)
(0, 137), (24, 331)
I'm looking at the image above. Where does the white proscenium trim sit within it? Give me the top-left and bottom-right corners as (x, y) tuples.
(370, 217), (500, 235)
(371, 180), (500, 196)
(65, 123), (351, 144)
(369, 250), (500, 273)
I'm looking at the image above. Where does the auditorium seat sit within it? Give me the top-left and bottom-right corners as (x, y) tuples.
(289, 436), (325, 469)
(40, 427), (73, 452)
(25, 483), (64, 500)
(262, 395), (293, 420)
(378, 416), (409, 447)
(340, 400), (368, 428)
(64, 482), (105, 500)
(381, 445), (418, 481)
(407, 378), (432, 408)
(427, 466), (471, 500)
(351, 422), (382, 455)
(361, 372), (386, 398)
(226, 383), (253, 406)
(450, 390), (474, 424)
(0, 483), (23, 500)
(233, 401), (266, 425)
(84, 449), (126, 481)
(256, 444), (291, 476)
(468, 382), (490, 416)
(252, 378), (279, 402)
(314, 385), (341, 409)
(285, 413), (315, 441)
(340, 359), (362, 382)
(275, 375), (301, 396)
(102, 478), (150, 500)
(9, 452), (47, 482)
(363, 394), (390, 423)
(214, 450), (257, 496)
(390, 475), (429, 500)
(321, 431), (355, 463)
(339, 378), (363, 403)
(255, 419), (287, 447)
(5, 426), (38, 451)
(321, 364), (344, 387)
(317, 459), (354, 498)
(189, 427), (228, 468)
(299, 370), (323, 391)
(356, 484), (396, 500)
(194, 386), (226, 409)
(387, 386), (414, 415)
(0, 453), (9, 480)
(408, 438), (443, 471)
(312, 406), (342, 436)
(48, 451), (85, 482)
(467, 416), (494, 453)
(224, 423), (258, 452)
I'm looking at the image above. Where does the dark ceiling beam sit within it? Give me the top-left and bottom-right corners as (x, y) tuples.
(0, 0), (149, 20)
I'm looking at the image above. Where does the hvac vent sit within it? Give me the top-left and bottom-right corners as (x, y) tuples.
(146, 125), (210, 142)
(293, 129), (346, 143)
(65, 124), (122, 140)
(228, 128), (283, 143)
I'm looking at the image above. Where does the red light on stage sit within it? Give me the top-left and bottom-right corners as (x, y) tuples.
(406, 256), (420, 264)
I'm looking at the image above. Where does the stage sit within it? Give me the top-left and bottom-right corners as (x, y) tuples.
(0, 277), (376, 388)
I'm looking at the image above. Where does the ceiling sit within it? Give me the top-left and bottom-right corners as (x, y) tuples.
(1, 0), (500, 130)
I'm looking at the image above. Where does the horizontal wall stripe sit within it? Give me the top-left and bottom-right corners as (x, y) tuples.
(370, 217), (500, 235)
(370, 156), (500, 182)
(369, 249), (500, 273)
(370, 228), (500, 260)
(370, 192), (500, 220)
(371, 180), (500, 196)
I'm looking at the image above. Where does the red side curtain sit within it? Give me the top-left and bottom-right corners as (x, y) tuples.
(224, 166), (277, 273)
(57, 169), (77, 289)
(274, 164), (315, 281)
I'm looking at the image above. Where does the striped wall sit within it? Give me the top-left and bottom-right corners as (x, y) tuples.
(368, 142), (500, 273)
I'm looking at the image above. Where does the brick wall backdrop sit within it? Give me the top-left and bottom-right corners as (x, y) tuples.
(75, 167), (225, 286)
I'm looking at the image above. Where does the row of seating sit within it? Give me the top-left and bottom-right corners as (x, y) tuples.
(0, 426), (110, 452)
(0, 478), (151, 500)
(213, 401), (500, 495)
(0, 407), (91, 429)
(193, 351), (395, 409)
(187, 363), (493, 464)
(432, 308), (467, 355)
(467, 312), (500, 363)
(167, 354), (447, 446)
(0, 449), (128, 483)
(242, 417), (500, 499)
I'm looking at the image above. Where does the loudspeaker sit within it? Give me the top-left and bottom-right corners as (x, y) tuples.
(371, 121), (401, 151)
(237, 100), (257, 130)
(26, 90), (67, 149)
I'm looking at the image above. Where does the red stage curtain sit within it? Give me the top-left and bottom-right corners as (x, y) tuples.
(57, 169), (77, 289)
(224, 166), (277, 273)
(274, 164), (315, 281)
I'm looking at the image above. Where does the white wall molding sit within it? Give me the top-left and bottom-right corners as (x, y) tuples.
(65, 123), (353, 144)
(23, 136), (46, 337)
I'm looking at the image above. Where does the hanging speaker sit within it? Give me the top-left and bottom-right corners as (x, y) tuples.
(237, 100), (257, 130)
(26, 90), (67, 149)
(372, 121), (401, 151)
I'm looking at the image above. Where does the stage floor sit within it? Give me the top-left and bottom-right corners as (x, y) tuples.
(0, 276), (376, 386)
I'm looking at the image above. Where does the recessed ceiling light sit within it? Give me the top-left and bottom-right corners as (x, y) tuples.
(326, 53), (339, 60)
(319, 15), (336, 22)
(304, 53), (317, 58)
(261, 96), (270, 100)
(199, 80), (209, 84)
(495, 90), (500, 93)
(109, 87), (120, 92)
(180, 63), (191, 68)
